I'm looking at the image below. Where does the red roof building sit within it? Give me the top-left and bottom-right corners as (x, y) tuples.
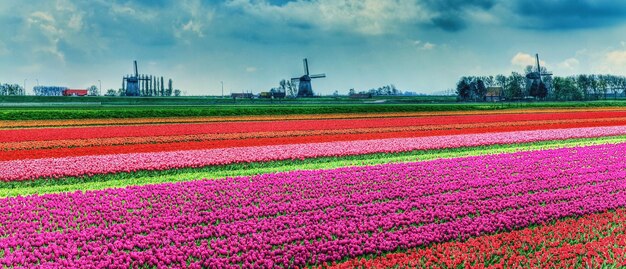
(63, 89), (88, 96)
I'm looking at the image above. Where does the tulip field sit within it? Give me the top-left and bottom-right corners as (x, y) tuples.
(3, 107), (626, 268)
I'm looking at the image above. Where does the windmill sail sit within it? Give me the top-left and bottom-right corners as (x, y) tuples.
(292, 58), (325, 97)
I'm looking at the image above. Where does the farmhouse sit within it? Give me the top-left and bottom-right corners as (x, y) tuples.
(485, 87), (503, 102)
(63, 89), (88, 96)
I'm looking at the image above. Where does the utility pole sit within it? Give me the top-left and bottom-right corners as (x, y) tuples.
(98, 80), (102, 96)
(23, 79), (27, 96)
(221, 81), (224, 98)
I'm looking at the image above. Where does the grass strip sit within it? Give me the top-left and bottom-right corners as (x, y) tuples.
(2, 135), (626, 198)
(3, 101), (626, 120)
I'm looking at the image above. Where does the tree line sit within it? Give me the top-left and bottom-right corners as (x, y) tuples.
(457, 73), (626, 101)
(349, 84), (402, 96)
(0, 84), (25, 96)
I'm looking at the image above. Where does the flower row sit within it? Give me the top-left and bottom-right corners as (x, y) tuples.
(1, 143), (625, 268)
(327, 207), (626, 268)
(2, 108), (622, 129)
(3, 117), (625, 152)
(2, 125), (626, 181)
(3, 119), (623, 162)
(4, 135), (624, 198)
(3, 110), (626, 143)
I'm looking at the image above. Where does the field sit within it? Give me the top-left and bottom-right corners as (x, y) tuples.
(3, 102), (626, 268)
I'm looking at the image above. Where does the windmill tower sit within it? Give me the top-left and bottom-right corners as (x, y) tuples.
(122, 61), (151, 96)
(291, 58), (326, 97)
(525, 54), (553, 98)
(525, 54), (552, 81)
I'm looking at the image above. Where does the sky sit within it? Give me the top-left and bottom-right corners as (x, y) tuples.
(1, 0), (626, 96)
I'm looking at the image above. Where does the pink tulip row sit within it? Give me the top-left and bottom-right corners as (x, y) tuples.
(1, 143), (626, 268)
(2, 125), (626, 181)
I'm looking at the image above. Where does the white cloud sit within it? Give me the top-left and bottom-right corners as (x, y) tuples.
(26, 11), (66, 62)
(607, 50), (626, 65)
(110, 3), (136, 16)
(599, 50), (626, 74)
(175, 0), (214, 39)
(511, 52), (545, 68)
(245, 67), (258, 73)
(422, 42), (435, 50)
(466, 8), (499, 25)
(67, 14), (83, 30)
(182, 20), (204, 37)
(55, 0), (76, 12)
(28, 11), (55, 24)
(108, 2), (159, 22)
(412, 40), (435, 50)
(557, 57), (580, 70)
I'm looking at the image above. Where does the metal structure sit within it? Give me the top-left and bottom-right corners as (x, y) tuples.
(525, 54), (552, 81)
(122, 61), (173, 97)
(291, 58), (325, 97)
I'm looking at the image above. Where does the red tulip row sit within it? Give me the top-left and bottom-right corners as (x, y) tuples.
(3, 110), (626, 143)
(5, 117), (626, 152)
(327, 207), (626, 269)
(3, 119), (626, 161)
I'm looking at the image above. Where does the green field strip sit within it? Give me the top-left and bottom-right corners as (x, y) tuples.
(2, 101), (626, 120)
(2, 135), (626, 198)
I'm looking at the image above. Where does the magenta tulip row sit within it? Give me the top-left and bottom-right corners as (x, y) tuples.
(2, 125), (626, 181)
(1, 143), (625, 268)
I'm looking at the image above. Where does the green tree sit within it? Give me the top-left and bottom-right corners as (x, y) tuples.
(456, 77), (471, 101)
(87, 85), (99, 96)
(104, 89), (117, 96)
(576, 74), (590, 100)
(505, 72), (524, 100)
(554, 77), (582, 101)
(475, 79), (487, 101)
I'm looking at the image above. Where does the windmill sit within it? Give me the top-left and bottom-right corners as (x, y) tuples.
(525, 54), (552, 99)
(122, 60), (151, 96)
(291, 58), (326, 97)
(525, 54), (552, 81)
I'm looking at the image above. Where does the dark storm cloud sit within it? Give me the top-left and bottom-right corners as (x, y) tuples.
(422, 0), (496, 31)
(266, 0), (297, 6)
(430, 14), (466, 32)
(510, 0), (626, 30)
